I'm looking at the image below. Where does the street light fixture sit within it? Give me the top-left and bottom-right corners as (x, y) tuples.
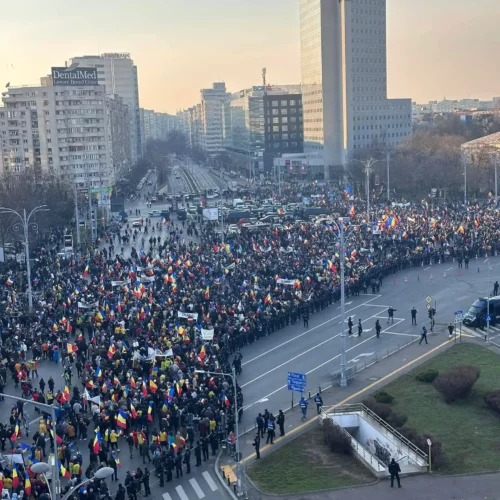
(337, 217), (350, 387)
(351, 158), (383, 224)
(377, 149), (397, 200)
(32, 462), (114, 500)
(0, 205), (49, 312)
(195, 368), (244, 496)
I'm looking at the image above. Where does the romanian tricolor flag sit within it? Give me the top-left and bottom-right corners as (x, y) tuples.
(107, 345), (116, 359)
(204, 286), (210, 300)
(95, 367), (102, 379)
(5, 277), (13, 286)
(83, 265), (89, 278)
(349, 206), (356, 217)
(24, 477), (32, 495)
(12, 467), (19, 488)
(11, 424), (19, 441)
(148, 404), (153, 422)
(130, 377), (137, 389)
(59, 461), (70, 479)
(63, 385), (70, 402)
(93, 430), (101, 453)
(264, 293), (272, 305)
(149, 379), (158, 392)
(117, 410), (127, 429)
(130, 403), (137, 419)
(198, 346), (206, 361)
(67, 343), (78, 354)
(162, 217), (168, 225)
(114, 456), (121, 468)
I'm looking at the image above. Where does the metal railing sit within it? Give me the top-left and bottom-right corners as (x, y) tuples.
(325, 403), (428, 462)
(319, 409), (386, 472)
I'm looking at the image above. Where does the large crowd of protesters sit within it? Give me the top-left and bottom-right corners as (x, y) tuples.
(0, 179), (498, 499)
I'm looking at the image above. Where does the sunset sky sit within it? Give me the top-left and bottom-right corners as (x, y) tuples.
(1, 0), (499, 113)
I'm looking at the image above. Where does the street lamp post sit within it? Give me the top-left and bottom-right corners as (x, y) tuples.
(462, 153), (468, 205)
(32, 462), (113, 500)
(0, 205), (49, 313)
(384, 150), (396, 200)
(196, 368), (244, 497)
(338, 217), (348, 387)
(352, 158), (382, 224)
(0, 393), (58, 500)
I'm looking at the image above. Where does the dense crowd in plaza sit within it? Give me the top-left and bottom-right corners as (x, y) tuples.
(0, 179), (498, 499)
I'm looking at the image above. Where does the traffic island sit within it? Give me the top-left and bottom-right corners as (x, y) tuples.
(373, 342), (500, 474)
(246, 427), (376, 495)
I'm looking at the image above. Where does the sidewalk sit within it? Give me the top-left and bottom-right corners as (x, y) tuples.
(218, 336), (498, 499)
(254, 472), (500, 500)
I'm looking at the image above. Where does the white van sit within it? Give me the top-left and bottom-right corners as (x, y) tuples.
(233, 198), (245, 209)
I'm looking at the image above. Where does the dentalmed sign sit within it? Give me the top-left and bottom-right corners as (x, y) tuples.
(51, 66), (98, 86)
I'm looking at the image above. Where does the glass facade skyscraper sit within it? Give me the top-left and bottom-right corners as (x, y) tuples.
(300, 0), (412, 179)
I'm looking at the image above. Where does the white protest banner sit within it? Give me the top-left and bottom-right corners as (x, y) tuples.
(178, 311), (199, 321)
(201, 328), (214, 340)
(277, 279), (296, 286)
(111, 281), (125, 287)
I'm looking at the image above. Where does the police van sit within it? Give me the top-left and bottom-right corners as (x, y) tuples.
(463, 296), (500, 327)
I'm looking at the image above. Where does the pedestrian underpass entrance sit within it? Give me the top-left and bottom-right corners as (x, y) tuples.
(319, 403), (428, 478)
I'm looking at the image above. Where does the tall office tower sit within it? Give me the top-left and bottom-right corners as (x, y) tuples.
(69, 53), (142, 165)
(299, 0), (412, 179)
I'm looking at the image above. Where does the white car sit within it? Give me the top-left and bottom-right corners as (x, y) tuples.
(228, 225), (240, 234)
(149, 210), (162, 217)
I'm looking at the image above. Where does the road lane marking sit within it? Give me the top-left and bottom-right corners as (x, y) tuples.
(189, 478), (205, 498)
(424, 267), (430, 271)
(162, 494), (172, 500)
(446, 267), (454, 272)
(242, 295), (382, 366)
(238, 338), (453, 465)
(175, 486), (189, 500)
(242, 334), (377, 409)
(240, 310), (387, 388)
(385, 332), (415, 337)
(202, 471), (219, 491)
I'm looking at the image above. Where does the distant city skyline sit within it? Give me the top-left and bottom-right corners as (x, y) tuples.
(1, 0), (499, 114)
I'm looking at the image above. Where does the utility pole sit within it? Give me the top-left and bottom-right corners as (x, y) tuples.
(73, 185), (81, 252)
(339, 217), (347, 387)
(353, 158), (382, 224)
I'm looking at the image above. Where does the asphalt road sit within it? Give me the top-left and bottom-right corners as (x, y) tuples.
(234, 255), (500, 438)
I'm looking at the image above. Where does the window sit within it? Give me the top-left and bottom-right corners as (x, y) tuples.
(273, 125), (280, 132)
(282, 134), (289, 140)
(290, 100), (296, 106)
(281, 108), (288, 115)
(273, 117), (279, 124)
(282, 126), (288, 132)
(273, 142), (280, 148)
(281, 117), (288, 124)
(272, 101), (279, 107)
(282, 142), (289, 148)
(272, 109), (279, 116)
(281, 100), (288, 106)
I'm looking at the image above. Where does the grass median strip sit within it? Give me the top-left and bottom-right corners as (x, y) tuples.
(382, 343), (500, 474)
(246, 427), (374, 495)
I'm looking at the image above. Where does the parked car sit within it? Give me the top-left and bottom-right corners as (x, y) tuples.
(148, 210), (162, 217)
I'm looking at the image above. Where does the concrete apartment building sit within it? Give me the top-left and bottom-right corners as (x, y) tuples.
(0, 68), (131, 190)
(299, 0), (412, 179)
(69, 53), (142, 165)
(140, 108), (181, 149)
(200, 82), (229, 155)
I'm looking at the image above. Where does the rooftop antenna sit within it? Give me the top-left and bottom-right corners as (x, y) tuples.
(262, 67), (267, 94)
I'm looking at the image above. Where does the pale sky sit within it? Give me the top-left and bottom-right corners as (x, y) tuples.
(1, 0), (499, 114)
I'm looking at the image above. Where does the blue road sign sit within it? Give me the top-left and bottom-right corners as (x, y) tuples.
(486, 314), (492, 322)
(287, 372), (306, 393)
(455, 310), (463, 315)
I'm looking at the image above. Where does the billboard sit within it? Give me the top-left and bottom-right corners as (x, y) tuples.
(202, 208), (219, 221)
(51, 66), (98, 86)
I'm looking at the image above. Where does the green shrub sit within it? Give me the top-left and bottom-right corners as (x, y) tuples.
(433, 365), (480, 403)
(416, 369), (439, 383)
(398, 427), (444, 468)
(362, 397), (393, 420)
(322, 419), (352, 455)
(386, 412), (408, 429)
(374, 390), (394, 404)
(484, 390), (500, 415)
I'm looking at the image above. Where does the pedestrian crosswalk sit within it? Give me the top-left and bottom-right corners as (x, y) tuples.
(161, 470), (219, 500)
(456, 324), (500, 340)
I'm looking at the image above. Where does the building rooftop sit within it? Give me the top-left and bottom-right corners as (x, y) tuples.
(462, 131), (500, 149)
